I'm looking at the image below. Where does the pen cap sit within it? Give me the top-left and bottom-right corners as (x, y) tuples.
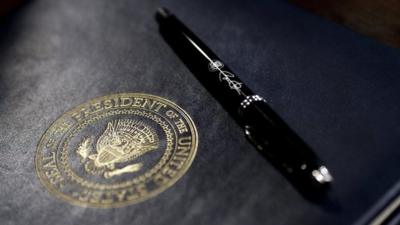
(156, 7), (172, 24)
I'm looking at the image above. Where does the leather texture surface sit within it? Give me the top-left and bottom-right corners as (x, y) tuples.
(0, 0), (399, 224)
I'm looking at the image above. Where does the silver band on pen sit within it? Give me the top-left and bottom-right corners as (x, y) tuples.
(240, 95), (267, 109)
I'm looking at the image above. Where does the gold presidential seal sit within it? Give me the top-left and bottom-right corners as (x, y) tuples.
(35, 93), (198, 208)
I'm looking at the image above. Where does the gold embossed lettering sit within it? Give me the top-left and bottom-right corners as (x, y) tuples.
(153, 173), (169, 186)
(103, 99), (113, 109)
(115, 190), (127, 202)
(174, 118), (188, 134)
(43, 152), (64, 188)
(120, 97), (133, 107)
(169, 155), (186, 169)
(132, 97), (143, 107)
(166, 110), (178, 118)
(176, 136), (191, 157)
(45, 138), (57, 150)
(91, 101), (102, 113)
(153, 102), (166, 112)
(162, 166), (178, 178)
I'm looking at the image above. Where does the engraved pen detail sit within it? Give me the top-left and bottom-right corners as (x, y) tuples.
(240, 95), (267, 109)
(208, 60), (244, 95)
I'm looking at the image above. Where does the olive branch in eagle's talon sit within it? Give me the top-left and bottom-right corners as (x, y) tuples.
(76, 137), (93, 163)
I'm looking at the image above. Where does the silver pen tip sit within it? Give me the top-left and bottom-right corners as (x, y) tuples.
(312, 166), (333, 184)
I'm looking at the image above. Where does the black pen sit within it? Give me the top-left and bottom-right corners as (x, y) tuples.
(156, 8), (333, 191)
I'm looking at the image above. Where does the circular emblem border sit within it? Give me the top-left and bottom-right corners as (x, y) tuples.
(35, 93), (198, 208)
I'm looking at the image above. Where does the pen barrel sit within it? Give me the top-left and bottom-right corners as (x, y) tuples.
(241, 101), (329, 188)
(157, 10), (253, 113)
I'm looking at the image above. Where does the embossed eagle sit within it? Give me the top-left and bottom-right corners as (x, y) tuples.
(76, 119), (158, 178)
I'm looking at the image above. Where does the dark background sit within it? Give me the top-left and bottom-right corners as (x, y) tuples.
(0, 0), (399, 224)
(290, 0), (400, 48)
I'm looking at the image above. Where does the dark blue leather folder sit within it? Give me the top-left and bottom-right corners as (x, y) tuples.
(0, 0), (398, 224)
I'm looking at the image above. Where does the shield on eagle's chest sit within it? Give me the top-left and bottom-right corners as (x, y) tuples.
(94, 119), (158, 168)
